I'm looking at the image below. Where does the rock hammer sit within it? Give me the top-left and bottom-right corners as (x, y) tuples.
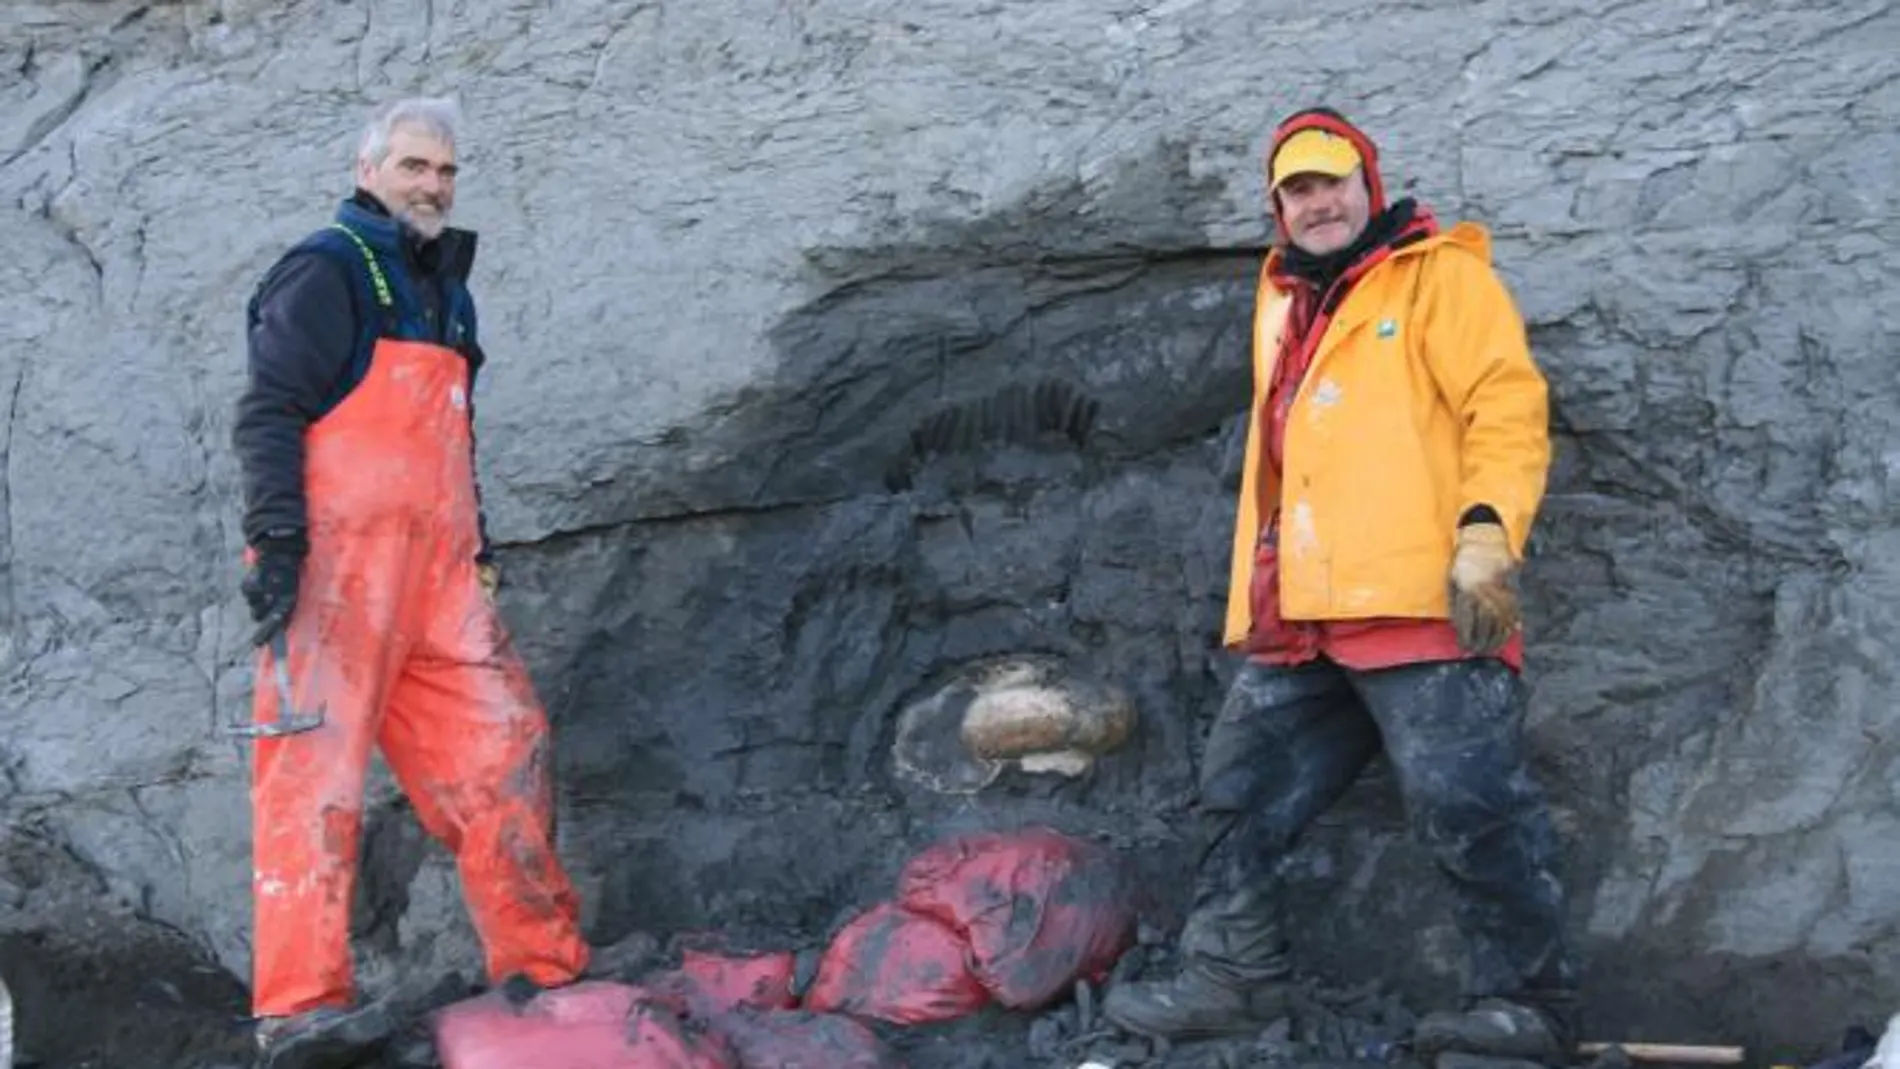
(228, 630), (326, 738)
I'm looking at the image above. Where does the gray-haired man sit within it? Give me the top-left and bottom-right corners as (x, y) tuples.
(232, 97), (590, 1068)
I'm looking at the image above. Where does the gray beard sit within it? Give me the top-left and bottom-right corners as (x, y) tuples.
(396, 204), (448, 239)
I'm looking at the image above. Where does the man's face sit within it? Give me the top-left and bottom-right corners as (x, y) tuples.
(1276, 168), (1371, 256)
(357, 125), (457, 239)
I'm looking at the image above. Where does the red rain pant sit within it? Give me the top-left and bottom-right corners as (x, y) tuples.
(249, 337), (589, 1018)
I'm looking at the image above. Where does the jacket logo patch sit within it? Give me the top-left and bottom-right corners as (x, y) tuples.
(450, 384), (467, 411)
(1377, 318), (1398, 339)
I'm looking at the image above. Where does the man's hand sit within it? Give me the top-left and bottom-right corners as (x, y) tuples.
(1448, 522), (1519, 654)
(242, 539), (304, 647)
(478, 562), (500, 603)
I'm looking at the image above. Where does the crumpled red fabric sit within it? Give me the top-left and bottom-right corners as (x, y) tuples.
(802, 902), (990, 1024)
(897, 826), (1135, 1009)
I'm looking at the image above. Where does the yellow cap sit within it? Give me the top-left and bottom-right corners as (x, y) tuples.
(1270, 128), (1362, 191)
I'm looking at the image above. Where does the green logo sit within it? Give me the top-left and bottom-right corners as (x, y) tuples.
(1377, 318), (1398, 338)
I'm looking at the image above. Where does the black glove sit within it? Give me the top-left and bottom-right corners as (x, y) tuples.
(242, 532), (305, 647)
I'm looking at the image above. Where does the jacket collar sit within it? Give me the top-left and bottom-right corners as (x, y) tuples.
(333, 190), (479, 282)
(1263, 213), (1490, 301)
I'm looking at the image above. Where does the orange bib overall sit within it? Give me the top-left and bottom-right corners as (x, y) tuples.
(248, 333), (588, 1017)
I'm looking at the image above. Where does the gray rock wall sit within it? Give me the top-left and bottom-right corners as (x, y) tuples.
(2, 0), (1898, 1057)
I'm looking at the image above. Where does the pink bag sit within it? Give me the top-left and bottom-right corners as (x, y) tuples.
(433, 981), (735, 1069)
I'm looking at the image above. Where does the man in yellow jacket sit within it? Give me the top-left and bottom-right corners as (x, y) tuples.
(1103, 108), (1578, 1063)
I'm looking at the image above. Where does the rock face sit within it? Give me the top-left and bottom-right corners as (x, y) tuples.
(0, 0), (1897, 1062)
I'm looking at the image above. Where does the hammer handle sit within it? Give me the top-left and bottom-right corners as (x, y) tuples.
(1577, 1043), (1746, 1064)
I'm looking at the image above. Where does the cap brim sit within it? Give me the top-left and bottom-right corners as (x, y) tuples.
(1269, 131), (1363, 190)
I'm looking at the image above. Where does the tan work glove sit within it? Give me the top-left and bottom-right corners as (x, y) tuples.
(477, 562), (500, 603)
(1448, 522), (1520, 654)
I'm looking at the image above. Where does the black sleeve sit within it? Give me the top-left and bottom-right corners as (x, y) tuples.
(232, 251), (358, 549)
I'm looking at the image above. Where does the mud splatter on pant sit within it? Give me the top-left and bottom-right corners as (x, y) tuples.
(1192, 657), (1577, 1003)
(248, 337), (590, 1017)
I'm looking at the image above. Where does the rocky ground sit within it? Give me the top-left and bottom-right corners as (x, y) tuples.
(1, 926), (1430, 1069)
(4, 903), (1869, 1069)
(0, 923), (252, 1067)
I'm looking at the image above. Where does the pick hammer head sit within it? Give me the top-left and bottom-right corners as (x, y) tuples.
(227, 631), (326, 739)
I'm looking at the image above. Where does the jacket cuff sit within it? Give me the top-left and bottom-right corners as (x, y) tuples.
(251, 527), (309, 557)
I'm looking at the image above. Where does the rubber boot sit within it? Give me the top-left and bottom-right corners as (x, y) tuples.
(491, 932), (662, 1009)
(1411, 997), (1574, 1066)
(253, 1003), (395, 1069)
(1102, 888), (1297, 1040)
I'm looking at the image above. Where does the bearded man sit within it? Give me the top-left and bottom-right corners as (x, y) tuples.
(231, 96), (590, 1068)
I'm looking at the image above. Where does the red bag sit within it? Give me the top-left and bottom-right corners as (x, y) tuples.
(714, 1007), (901, 1069)
(433, 981), (735, 1069)
(802, 902), (988, 1024)
(897, 826), (1136, 1009)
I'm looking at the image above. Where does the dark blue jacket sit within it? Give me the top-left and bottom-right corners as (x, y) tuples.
(232, 190), (492, 559)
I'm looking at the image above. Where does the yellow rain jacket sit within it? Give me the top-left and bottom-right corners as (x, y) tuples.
(1222, 221), (1550, 649)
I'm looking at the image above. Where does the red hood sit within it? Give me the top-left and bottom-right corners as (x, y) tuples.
(1266, 109), (1388, 223)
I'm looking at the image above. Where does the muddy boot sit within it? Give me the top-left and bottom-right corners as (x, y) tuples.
(491, 932), (663, 1005)
(253, 1003), (395, 1069)
(1411, 997), (1574, 1066)
(1102, 888), (1296, 1040)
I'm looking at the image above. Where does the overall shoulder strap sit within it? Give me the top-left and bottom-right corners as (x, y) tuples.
(326, 223), (397, 324)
